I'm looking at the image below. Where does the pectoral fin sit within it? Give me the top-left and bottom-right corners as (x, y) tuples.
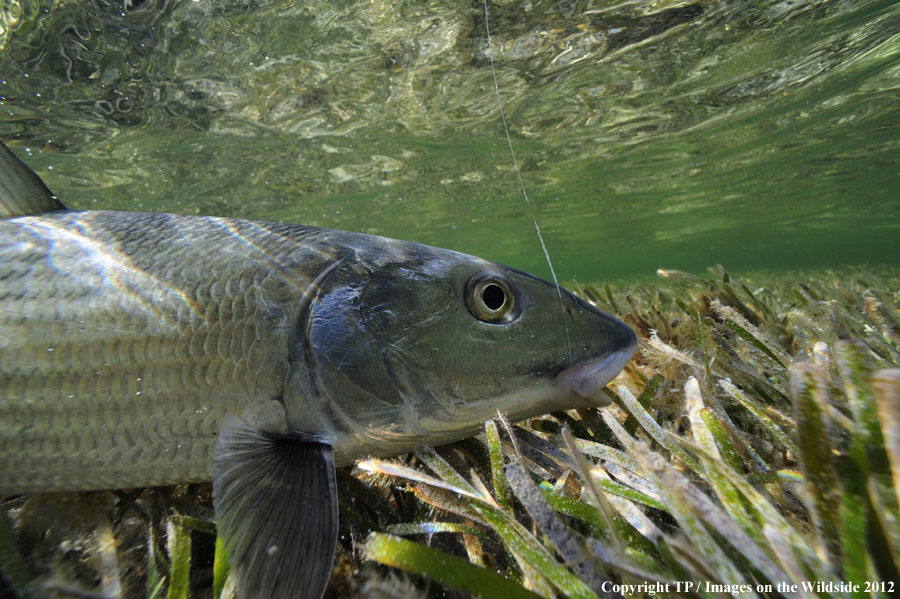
(212, 415), (338, 599)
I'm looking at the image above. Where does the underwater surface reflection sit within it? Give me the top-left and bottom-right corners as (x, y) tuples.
(1, 0), (898, 280)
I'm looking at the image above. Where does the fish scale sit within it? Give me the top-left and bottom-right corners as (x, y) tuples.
(0, 210), (328, 492)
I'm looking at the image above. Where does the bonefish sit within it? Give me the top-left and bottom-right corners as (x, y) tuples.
(0, 140), (637, 599)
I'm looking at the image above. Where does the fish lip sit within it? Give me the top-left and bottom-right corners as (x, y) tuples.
(555, 335), (638, 405)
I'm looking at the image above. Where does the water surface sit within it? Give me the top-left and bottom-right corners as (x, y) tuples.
(1, 0), (898, 281)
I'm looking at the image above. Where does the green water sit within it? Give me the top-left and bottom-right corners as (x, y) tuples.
(1, 0), (898, 282)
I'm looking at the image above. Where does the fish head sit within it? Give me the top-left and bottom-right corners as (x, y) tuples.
(293, 238), (637, 461)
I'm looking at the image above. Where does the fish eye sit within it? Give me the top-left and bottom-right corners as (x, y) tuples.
(466, 275), (515, 323)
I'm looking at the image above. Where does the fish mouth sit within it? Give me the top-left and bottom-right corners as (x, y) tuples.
(555, 336), (638, 406)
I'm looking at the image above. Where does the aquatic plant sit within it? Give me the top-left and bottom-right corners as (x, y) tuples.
(361, 265), (900, 598)
(2, 265), (898, 598)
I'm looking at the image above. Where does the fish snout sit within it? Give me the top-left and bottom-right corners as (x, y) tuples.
(555, 317), (638, 405)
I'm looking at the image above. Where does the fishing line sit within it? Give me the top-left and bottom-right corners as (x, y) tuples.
(482, 0), (572, 360)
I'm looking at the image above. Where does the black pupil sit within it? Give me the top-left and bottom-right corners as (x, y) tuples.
(482, 284), (506, 311)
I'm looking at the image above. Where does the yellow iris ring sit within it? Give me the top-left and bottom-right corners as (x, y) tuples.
(466, 275), (515, 323)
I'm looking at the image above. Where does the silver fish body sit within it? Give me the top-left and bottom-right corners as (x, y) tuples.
(0, 141), (637, 599)
(2, 210), (346, 491)
(0, 209), (636, 493)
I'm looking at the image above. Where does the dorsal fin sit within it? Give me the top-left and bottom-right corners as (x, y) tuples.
(0, 140), (67, 217)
